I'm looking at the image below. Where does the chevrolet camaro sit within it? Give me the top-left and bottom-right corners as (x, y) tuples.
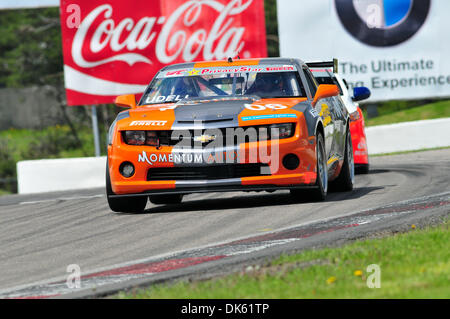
(106, 58), (357, 213)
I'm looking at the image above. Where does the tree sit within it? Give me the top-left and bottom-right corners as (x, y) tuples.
(264, 0), (280, 57)
(0, 8), (63, 88)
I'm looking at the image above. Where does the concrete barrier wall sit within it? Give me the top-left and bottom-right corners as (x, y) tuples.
(17, 157), (107, 194)
(366, 118), (450, 155)
(16, 118), (450, 194)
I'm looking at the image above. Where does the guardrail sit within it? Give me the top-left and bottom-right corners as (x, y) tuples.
(15, 118), (450, 194)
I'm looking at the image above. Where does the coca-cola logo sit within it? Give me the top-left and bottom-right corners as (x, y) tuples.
(73, 0), (253, 67)
(60, 0), (267, 105)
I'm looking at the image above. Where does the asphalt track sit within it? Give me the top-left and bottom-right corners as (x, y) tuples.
(0, 149), (449, 298)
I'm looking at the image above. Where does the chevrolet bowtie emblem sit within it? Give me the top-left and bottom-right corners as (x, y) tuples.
(194, 134), (216, 143)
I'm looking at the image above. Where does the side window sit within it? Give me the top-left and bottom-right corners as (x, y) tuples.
(332, 77), (344, 95)
(303, 68), (317, 98)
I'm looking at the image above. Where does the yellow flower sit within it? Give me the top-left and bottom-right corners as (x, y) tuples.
(411, 224), (416, 229)
(326, 276), (337, 284)
(354, 270), (363, 277)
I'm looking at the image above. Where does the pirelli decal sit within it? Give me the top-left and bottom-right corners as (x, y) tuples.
(129, 120), (167, 126)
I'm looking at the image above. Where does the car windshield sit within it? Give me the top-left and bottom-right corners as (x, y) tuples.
(140, 65), (306, 105)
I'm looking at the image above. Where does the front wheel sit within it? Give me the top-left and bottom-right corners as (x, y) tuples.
(290, 133), (327, 201)
(106, 163), (147, 213)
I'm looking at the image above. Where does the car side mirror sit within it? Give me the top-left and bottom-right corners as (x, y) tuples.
(115, 94), (137, 108)
(352, 87), (371, 102)
(313, 84), (339, 106)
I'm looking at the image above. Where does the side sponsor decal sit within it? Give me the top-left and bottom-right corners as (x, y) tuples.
(309, 108), (319, 117)
(241, 114), (297, 121)
(244, 103), (288, 111)
(320, 103), (332, 127)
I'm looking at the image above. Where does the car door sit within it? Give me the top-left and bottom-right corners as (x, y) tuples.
(329, 95), (346, 161)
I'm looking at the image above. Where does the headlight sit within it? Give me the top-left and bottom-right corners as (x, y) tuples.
(269, 123), (295, 139)
(124, 131), (146, 145)
(109, 111), (130, 145)
(145, 131), (159, 147)
(123, 131), (160, 147)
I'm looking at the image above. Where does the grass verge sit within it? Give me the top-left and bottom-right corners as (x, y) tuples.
(371, 146), (450, 157)
(117, 220), (450, 299)
(365, 100), (450, 126)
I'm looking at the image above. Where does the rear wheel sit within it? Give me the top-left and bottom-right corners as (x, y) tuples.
(290, 133), (327, 201)
(330, 128), (354, 191)
(149, 194), (183, 205)
(106, 163), (147, 213)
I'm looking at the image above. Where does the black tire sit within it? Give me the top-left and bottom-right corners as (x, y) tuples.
(290, 133), (327, 201)
(149, 194), (183, 205)
(330, 128), (354, 192)
(356, 163), (370, 174)
(106, 163), (147, 213)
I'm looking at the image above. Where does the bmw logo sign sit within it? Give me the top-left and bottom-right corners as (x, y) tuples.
(335, 0), (431, 47)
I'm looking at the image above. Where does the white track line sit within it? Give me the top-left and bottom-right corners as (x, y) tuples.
(19, 194), (104, 205)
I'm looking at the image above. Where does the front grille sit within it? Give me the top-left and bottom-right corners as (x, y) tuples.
(147, 163), (269, 181)
(123, 125), (294, 148)
(161, 127), (262, 147)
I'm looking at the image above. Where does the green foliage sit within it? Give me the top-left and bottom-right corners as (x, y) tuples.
(374, 99), (435, 116)
(20, 125), (85, 160)
(0, 138), (17, 193)
(264, 0), (279, 57)
(0, 8), (63, 88)
(366, 99), (450, 126)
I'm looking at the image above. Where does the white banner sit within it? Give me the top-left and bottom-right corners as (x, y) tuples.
(277, 0), (450, 102)
(0, 1), (58, 9)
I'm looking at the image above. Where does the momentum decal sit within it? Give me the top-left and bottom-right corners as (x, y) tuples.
(137, 150), (243, 165)
(138, 151), (204, 165)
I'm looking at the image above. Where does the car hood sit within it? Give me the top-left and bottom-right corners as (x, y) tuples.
(117, 96), (308, 130)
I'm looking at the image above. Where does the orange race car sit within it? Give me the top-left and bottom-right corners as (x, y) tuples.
(106, 58), (355, 213)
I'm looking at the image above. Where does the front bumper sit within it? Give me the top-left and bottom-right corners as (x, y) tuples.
(108, 127), (318, 195)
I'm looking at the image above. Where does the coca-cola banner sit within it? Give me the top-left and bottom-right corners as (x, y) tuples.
(59, 0), (267, 106)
